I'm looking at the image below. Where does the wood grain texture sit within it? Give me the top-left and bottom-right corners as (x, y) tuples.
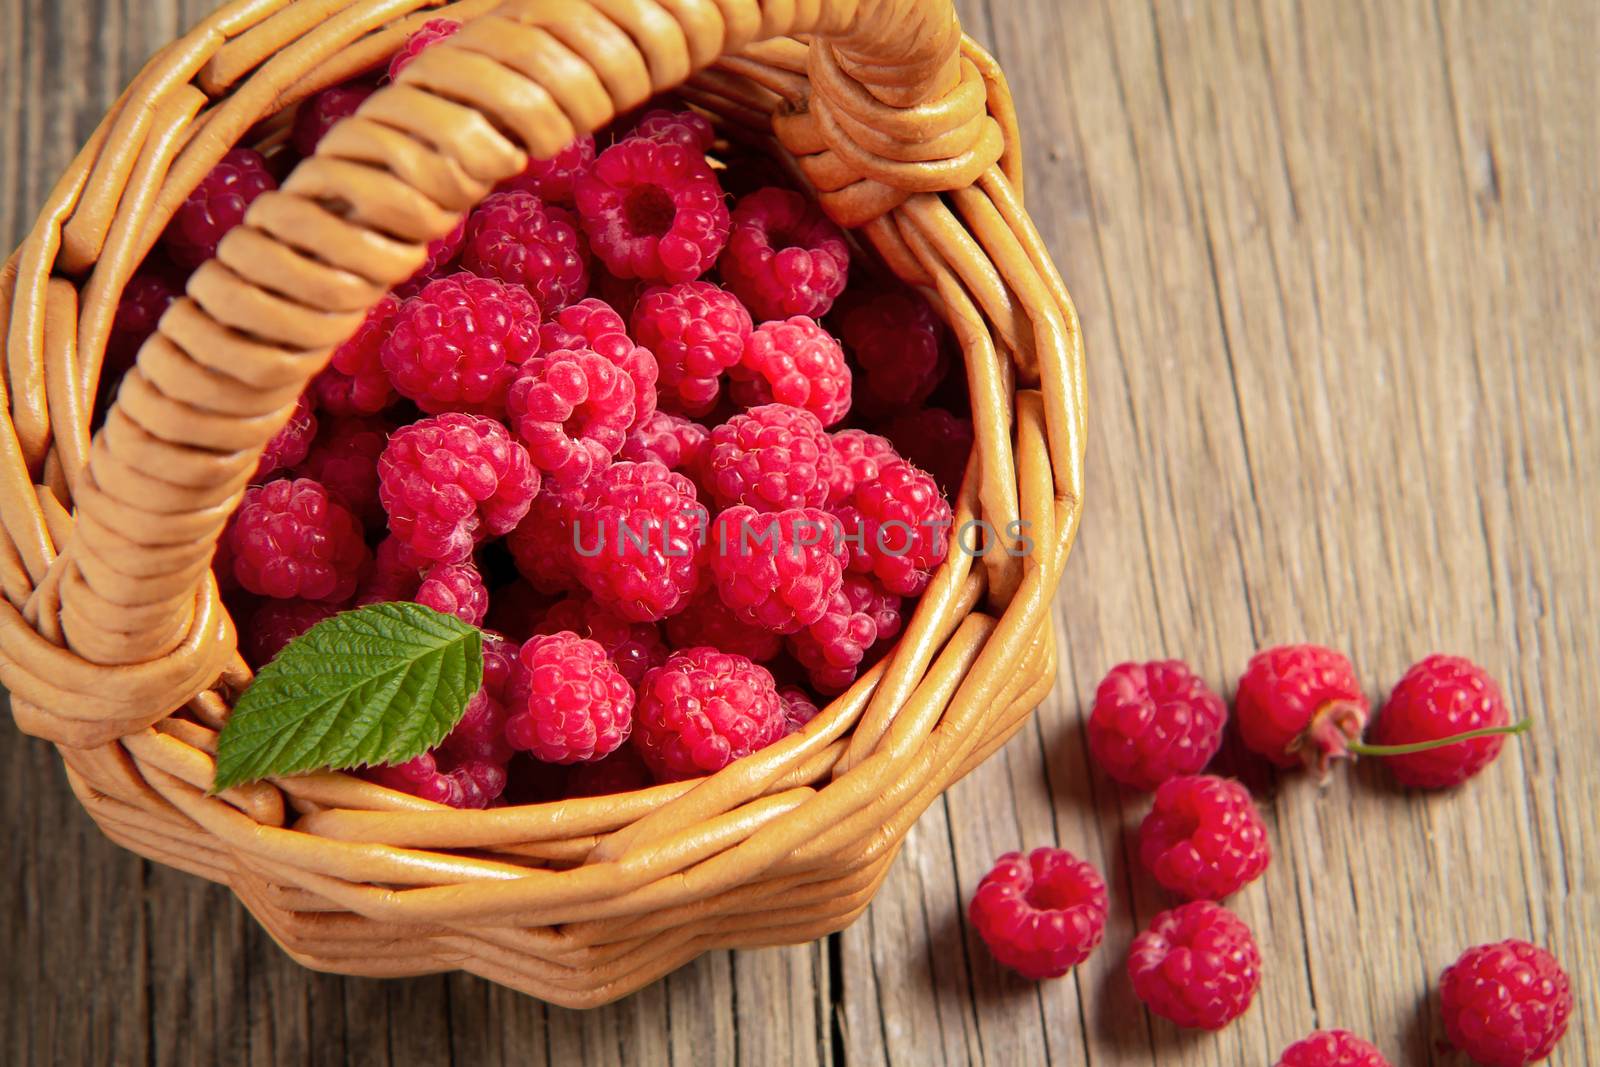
(3, 0), (1595, 1063)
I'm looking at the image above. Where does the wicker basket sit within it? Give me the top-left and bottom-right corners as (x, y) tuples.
(0, 0), (1084, 1006)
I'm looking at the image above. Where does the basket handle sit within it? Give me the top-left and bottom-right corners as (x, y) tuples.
(26, 0), (1002, 745)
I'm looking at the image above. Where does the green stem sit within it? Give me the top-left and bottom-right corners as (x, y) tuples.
(1348, 718), (1532, 757)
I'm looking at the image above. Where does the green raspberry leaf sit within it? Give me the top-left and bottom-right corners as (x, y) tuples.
(212, 602), (483, 792)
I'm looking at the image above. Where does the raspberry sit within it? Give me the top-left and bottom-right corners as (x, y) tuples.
(1138, 775), (1270, 900)
(708, 506), (845, 634)
(838, 458), (951, 597)
(506, 346), (635, 487)
(779, 685), (821, 732)
(387, 17), (459, 80)
(1087, 660), (1227, 791)
(703, 404), (835, 512)
(506, 481), (590, 595)
(378, 412), (537, 564)
(540, 297), (657, 430)
(1441, 940), (1572, 1066)
(1275, 1030), (1392, 1067)
(483, 579), (551, 641)
(224, 478), (370, 602)
(632, 647), (786, 781)
(968, 848), (1109, 980)
(106, 260), (183, 377)
(619, 410), (710, 474)
(380, 273), (541, 416)
(719, 188), (850, 321)
(312, 294), (401, 416)
(573, 137), (729, 283)
(787, 573), (903, 693)
(398, 217), (468, 295)
(440, 685), (514, 766)
(826, 429), (898, 508)
(163, 148), (277, 269)
(832, 284), (950, 419)
(629, 108), (716, 154)
(1129, 900), (1262, 1030)
(238, 597), (338, 668)
(497, 134), (596, 205)
(461, 191), (590, 312)
(290, 82), (374, 156)
(365, 751), (505, 809)
(631, 281), (752, 416)
(355, 534), (424, 604)
(1235, 644), (1369, 773)
(294, 414), (389, 530)
(664, 592), (782, 663)
(565, 745), (653, 797)
(882, 408), (973, 499)
(572, 461), (707, 621)
(504, 632), (634, 764)
(536, 597), (668, 686)
(254, 393), (318, 481)
(733, 316), (851, 427)
(1369, 655), (1513, 788)
(415, 561), (489, 626)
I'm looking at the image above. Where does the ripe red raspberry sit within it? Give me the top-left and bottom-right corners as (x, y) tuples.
(1369, 655), (1513, 788)
(1129, 900), (1262, 1030)
(415, 561), (489, 626)
(619, 410), (710, 473)
(1235, 644), (1370, 774)
(787, 573), (903, 693)
(732, 316), (852, 427)
(225, 478), (370, 602)
(504, 631), (634, 764)
(719, 188), (850, 320)
(238, 597), (338, 668)
(461, 191), (590, 312)
(1087, 660), (1227, 791)
(826, 428), (898, 508)
(254, 393), (318, 481)
(163, 148), (277, 268)
(838, 458), (952, 597)
(380, 273), (541, 416)
(628, 108), (715, 154)
(664, 592), (783, 663)
(1440, 940), (1572, 1066)
(573, 137), (729, 283)
(312, 294), (401, 416)
(106, 259), (184, 378)
(565, 744), (653, 797)
(294, 414), (389, 530)
(506, 347), (635, 488)
(397, 217), (468, 296)
(572, 460), (707, 622)
(540, 297), (657, 430)
(365, 751), (505, 809)
(779, 685), (821, 733)
(632, 647), (786, 781)
(1138, 775), (1270, 900)
(832, 284), (951, 420)
(536, 597), (668, 686)
(483, 579), (551, 641)
(290, 82), (374, 156)
(506, 481), (590, 595)
(709, 506), (845, 634)
(630, 281), (752, 416)
(1275, 1030), (1392, 1067)
(378, 412), (537, 564)
(440, 684), (514, 766)
(497, 134), (596, 205)
(882, 408), (973, 499)
(704, 404), (835, 512)
(387, 17), (459, 80)
(968, 848), (1109, 980)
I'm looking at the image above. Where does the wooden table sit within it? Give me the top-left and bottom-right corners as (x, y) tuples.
(3, 1), (1595, 1063)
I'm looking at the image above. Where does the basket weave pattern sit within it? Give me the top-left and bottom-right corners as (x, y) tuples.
(0, 0), (1084, 1006)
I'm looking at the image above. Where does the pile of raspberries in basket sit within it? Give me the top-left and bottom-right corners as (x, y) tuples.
(106, 20), (975, 811)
